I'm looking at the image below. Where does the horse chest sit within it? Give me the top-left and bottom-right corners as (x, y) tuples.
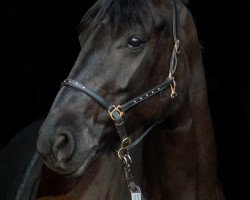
(37, 152), (130, 200)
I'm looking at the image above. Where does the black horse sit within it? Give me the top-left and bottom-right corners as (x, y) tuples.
(1, 0), (224, 199)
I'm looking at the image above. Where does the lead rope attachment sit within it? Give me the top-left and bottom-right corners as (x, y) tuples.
(108, 106), (144, 200)
(118, 139), (144, 200)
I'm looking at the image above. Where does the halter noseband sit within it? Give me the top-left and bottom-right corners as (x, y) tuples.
(61, 0), (180, 198)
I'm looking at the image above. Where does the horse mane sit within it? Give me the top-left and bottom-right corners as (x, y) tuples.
(78, 0), (166, 34)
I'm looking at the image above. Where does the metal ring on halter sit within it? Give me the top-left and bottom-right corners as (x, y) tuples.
(175, 39), (181, 54)
(170, 78), (177, 99)
(118, 148), (127, 160)
(121, 138), (131, 149)
(118, 138), (131, 159)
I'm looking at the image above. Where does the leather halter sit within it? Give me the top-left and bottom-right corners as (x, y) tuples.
(61, 0), (180, 197)
(61, 0), (180, 154)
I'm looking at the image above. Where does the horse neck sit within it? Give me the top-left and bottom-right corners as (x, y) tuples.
(142, 39), (222, 199)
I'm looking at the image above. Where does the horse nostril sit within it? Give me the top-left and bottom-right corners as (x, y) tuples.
(52, 132), (74, 162)
(54, 135), (68, 150)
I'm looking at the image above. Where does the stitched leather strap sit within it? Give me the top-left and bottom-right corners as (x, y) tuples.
(168, 0), (179, 77)
(61, 79), (111, 110)
(121, 77), (174, 112)
(62, 77), (174, 115)
(172, 0), (178, 43)
(128, 97), (176, 150)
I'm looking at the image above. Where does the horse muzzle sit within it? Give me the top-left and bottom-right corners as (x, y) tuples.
(36, 122), (99, 177)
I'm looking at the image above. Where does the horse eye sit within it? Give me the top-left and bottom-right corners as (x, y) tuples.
(126, 36), (145, 49)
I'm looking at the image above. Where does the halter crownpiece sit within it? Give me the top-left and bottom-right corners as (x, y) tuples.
(61, 0), (180, 199)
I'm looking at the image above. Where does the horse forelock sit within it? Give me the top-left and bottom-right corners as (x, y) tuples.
(78, 0), (171, 35)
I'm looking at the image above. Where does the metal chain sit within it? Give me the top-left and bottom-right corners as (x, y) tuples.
(122, 153), (144, 200)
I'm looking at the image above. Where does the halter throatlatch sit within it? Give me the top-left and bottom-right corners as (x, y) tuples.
(61, 0), (179, 199)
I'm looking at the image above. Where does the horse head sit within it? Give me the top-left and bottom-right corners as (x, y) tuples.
(37, 0), (198, 178)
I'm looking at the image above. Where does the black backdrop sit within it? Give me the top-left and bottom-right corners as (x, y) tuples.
(3, 0), (249, 199)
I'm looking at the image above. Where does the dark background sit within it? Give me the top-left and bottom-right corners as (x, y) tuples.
(3, 0), (249, 199)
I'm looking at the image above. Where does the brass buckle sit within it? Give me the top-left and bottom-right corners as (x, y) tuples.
(170, 78), (177, 99)
(108, 105), (124, 121)
(118, 137), (131, 160)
